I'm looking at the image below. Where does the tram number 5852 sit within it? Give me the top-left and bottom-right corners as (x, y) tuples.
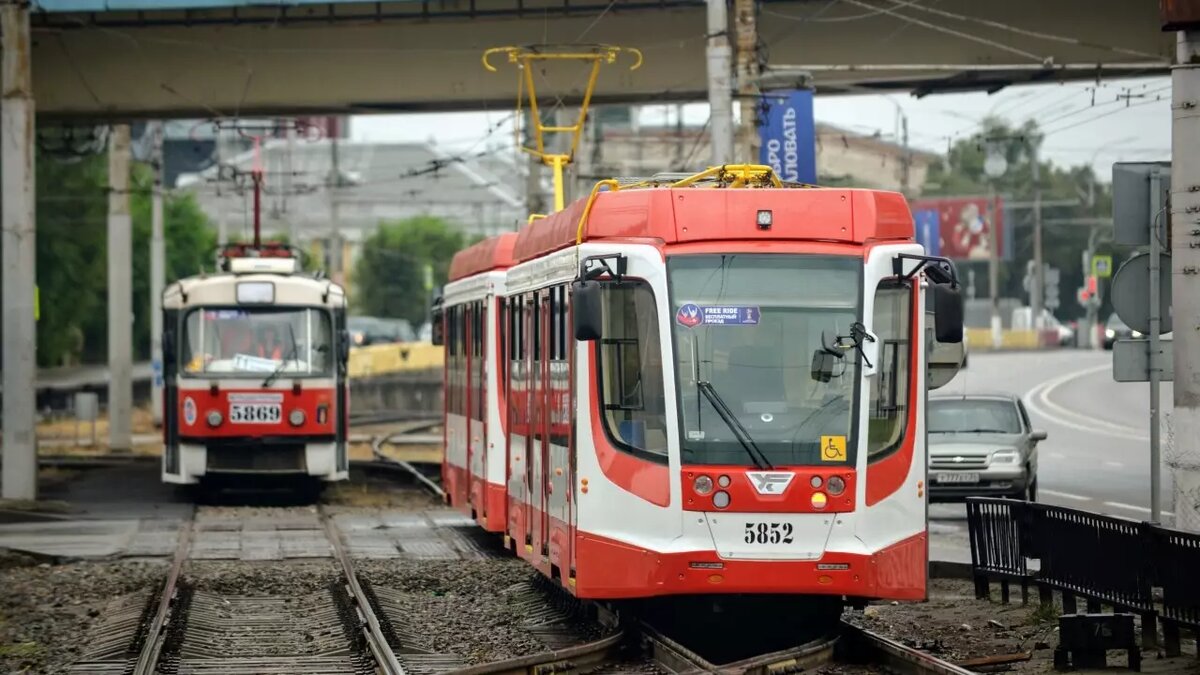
(744, 522), (794, 544)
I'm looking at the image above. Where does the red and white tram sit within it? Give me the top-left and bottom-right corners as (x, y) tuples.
(436, 167), (963, 603)
(161, 243), (351, 486)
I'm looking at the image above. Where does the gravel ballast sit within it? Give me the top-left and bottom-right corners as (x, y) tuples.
(0, 557), (165, 674)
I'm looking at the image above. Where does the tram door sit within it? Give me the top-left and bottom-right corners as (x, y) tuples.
(523, 293), (537, 551)
(538, 292), (552, 558)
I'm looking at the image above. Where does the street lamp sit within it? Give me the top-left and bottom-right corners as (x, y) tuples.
(983, 145), (1007, 349)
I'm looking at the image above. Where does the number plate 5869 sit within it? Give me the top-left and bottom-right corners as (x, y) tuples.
(744, 522), (794, 544)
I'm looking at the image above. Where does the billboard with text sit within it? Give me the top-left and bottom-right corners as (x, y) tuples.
(910, 196), (1009, 261)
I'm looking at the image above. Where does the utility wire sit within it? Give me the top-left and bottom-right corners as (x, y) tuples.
(836, 0), (1047, 62)
(761, 0), (926, 23)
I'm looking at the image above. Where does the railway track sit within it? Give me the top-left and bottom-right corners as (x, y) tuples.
(72, 507), (409, 675)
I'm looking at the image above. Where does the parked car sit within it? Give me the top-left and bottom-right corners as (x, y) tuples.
(1103, 314), (1139, 350)
(348, 316), (416, 346)
(927, 392), (1046, 502)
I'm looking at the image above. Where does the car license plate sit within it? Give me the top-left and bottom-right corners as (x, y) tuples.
(229, 403), (282, 424)
(936, 472), (979, 484)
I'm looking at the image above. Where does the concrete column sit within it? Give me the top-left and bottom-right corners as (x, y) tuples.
(706, 0), (734, 165)
(108, 124), (133, 452)
(1, 4), (37, 501)
(733, 0), (759, 162)
(149, 122), (166, 428)
(1171, 30), (1200, 532)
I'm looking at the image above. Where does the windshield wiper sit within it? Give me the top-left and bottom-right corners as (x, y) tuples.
(262, 324), (299, 388)
(696, 381), (774, 470)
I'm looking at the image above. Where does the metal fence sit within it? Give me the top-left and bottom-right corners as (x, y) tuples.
(966, 497), (1200, 656)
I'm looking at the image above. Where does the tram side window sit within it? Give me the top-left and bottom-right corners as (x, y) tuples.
(867, 284), (912, 461)
(597, 281), (668, 460)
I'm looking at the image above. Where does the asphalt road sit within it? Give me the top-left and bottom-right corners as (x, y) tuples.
(929, 348), (1177, 561)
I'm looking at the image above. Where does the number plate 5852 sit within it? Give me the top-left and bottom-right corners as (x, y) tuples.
(744, 522), (794, 544)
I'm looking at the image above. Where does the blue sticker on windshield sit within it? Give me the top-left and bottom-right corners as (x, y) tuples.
(676, 304), (760, 327)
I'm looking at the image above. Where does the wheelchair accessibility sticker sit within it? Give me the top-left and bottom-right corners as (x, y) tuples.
(820, 435), (847, 462)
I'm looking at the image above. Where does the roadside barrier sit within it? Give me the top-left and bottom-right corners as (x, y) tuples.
(963, 329), (1062, 350)
(966, 497), (1200, 656)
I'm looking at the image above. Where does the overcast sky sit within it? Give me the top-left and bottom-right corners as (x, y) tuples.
(351, 76), (1171, 180)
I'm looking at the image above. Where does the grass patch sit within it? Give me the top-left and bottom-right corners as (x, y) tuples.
(1028, 601), (1060, 625)
(0, 641), (42, 658)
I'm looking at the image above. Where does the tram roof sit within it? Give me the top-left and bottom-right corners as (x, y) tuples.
(510, 186), (914, 264)
(448, 231), (517, 282)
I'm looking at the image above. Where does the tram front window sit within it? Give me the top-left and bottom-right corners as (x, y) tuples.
(668, 254), (861, 467)
(181, 307), (333, 377)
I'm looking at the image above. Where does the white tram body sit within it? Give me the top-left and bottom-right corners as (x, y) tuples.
(161, 247), (350, 484)
(438, 175), (965, 602)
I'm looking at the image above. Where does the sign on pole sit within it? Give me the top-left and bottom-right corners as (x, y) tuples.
(1092, 254), (1113, 279)
(758, 89), (816, 185)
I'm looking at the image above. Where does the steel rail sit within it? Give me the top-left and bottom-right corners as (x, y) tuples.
(370, 434), (446, 500)
(319, 506), (407, 675)
(131, 510), (194, 675)
(450, 631), (626, 674)
(642, 622), (839, 675)
(838, 620), (978, 675)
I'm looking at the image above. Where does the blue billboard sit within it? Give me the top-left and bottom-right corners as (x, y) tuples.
(758, 89), (816, 185)
(913, 208), (941, 256)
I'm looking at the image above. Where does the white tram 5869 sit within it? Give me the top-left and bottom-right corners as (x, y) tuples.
(161, 243), (351, 486)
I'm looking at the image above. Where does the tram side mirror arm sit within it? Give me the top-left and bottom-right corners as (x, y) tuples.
(572, 279), (603, 341)
(932, 283), (964, 344)
(338, 329), (351, 363)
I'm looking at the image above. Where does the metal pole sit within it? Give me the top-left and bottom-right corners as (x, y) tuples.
(215, 129), (227, 245)
(1149, 170), (1163, 524)
(329, 117), (342, 283)
(706, 0), (734, 164)
(150, 122), (166, 428)
(1031, 141), (1045, 329)
(1170, 28), (1200, 531)
(734, 0), (759, 162)
(900, 114), (911, 196)
(988, 185), (1001, 349)
(1, 3), (37, 500)
(285, 120), (296, 243)
(108, 124), (133, 452)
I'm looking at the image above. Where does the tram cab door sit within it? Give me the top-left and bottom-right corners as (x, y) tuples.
(523, 294), (537, 552)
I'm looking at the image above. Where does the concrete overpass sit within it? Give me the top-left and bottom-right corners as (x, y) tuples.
(26, 0), (1172, 119)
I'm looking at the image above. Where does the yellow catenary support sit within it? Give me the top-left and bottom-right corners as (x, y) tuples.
(482, 44), (642, 217)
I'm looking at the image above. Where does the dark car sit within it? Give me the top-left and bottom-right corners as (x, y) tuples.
(927, 393), (1046, 502)
(1103, 314), (1139, 350)
(348, 316), (415, 346)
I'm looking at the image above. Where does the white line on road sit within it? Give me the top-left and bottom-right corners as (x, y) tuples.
(1047, 452), (1066, 460)
(1024, 365), (1149, 442)
(1102, 501), (1175, 518)
(1039, 489), (1090, 501)
(1102, 460), (1125, 469)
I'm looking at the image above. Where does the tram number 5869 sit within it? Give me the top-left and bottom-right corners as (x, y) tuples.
(744, 522), (794, 544)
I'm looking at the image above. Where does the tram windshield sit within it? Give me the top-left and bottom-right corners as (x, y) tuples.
(668, 254), (861, 466)
(180, 307), (333, 377)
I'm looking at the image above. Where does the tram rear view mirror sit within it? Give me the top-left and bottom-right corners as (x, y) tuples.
(430, 312), (444, 346)
(572, 280), (603, 341)
(932, 283), (964, 344)
(811, 350), (837, 383)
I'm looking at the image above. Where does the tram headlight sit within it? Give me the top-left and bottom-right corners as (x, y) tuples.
(206, 410), (223, 428)
(712, 491), (731, 509)
(717, 475), (731, 488)
(693, 475), (714, 495)
(289, 409), (306, 427)
(810, 475), (823, 489)
(811, 492), (828, 509)
(827, 476), (846, 496)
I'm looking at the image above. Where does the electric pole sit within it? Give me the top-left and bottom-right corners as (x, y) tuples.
(108, 124), (133, 452)
(900, 115), (911, 196)
(706, 0), (734, 164)
(734, 0), (759, 162)
(1170, 27), (1200, 532)
(215, 128), (228, 244)
(329, 117), (343, 284)
(2, 2), (37, 500)
(1031, 139), (1044, 329)
(150, 122), (166, 428)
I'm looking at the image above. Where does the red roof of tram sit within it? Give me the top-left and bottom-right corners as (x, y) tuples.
(448, 232), (517, 281)
(511, 187), (914, 263)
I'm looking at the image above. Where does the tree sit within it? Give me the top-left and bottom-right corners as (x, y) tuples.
(920, 117), (1115, 323)
(11, 151), (216, 367)
(353, 216), (472, 326)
